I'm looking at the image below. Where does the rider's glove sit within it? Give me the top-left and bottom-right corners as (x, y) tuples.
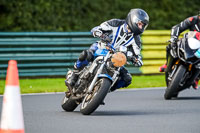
(93, 29), (111, 43)
(169, 36), (178, 44)
(100, 33), (112, 43)
(132, 56), (143, 67)
(93, 29), (103, 37)
(134, 59), (143, 67)
(168, 36), (178, 54)
(168, 36), (178, 58)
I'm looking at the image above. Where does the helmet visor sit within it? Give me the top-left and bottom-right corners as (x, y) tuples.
(138, 21), (148, 30)
(132, 16), (148, 30)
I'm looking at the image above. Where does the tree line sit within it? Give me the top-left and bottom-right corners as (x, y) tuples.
(0, 0), (199, 31)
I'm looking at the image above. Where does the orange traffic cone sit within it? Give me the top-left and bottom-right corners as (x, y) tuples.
(0, 60), (25, 133)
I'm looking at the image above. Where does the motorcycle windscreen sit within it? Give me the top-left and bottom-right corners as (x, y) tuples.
(94, 49), (109, 57)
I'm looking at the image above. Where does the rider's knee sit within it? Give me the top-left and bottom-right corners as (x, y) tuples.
(78, 50), (88, 61)
(110, 77), (132, 92)
(78, 50), (94, 61)
(123, 74), (132, 87)
(86, 50), (94, 61)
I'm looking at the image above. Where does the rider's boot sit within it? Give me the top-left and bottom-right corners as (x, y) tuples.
(192, 79), (199, 90)
(65, 63), (81, 87)
(65, 59), (89, 87)
(66, 69), (80, 87)
(65, 68), (80, 98)
(159, 63), (167, 72)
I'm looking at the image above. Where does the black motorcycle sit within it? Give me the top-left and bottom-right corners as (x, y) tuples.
(164, 31), (200, 99)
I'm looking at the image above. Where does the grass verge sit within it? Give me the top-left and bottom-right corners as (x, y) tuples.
(0, 75), (166, 95)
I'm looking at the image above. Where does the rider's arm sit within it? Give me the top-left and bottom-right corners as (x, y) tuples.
(129, 37), (143, 67)
(132, 44), (143, 67)
(171, 16), (198, 38)
(91, 19), (125, 37)
(134, 35), (142, 48)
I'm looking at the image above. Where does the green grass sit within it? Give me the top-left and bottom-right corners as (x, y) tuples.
(0, 75), (166, 94)
(128, 75), (166, 88)
(0, 78), (67, 94)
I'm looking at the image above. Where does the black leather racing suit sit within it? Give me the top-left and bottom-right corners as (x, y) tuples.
(171, 15), (200, 38)
(167, 15), (200, 58)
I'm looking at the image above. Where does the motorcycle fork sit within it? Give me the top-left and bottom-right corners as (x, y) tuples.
(168, 59), (180, 81)
(87, 52), (110, 93)
(166, 54), (177, 72)
(109, 67), (120, 90)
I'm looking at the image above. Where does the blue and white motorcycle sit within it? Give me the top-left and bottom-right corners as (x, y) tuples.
(61, 41), (133, 115)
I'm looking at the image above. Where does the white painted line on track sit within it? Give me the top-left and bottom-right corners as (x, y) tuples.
(0, 87), (166, 97)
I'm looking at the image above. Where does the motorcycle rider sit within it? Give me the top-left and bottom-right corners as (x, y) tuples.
(159, 14), (200, 89)
(66, 8), (149, 91)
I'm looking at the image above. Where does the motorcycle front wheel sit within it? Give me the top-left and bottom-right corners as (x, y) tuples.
(80, 78), (111, 115)
(164, 65), (186, 100)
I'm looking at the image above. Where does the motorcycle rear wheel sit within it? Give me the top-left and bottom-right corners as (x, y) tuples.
(164, 65), (186, 100)
(61, 95), (79, 112)
(80, 78), (111, 115)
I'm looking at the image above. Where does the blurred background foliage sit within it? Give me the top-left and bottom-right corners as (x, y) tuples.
(0, 0), (199, 31)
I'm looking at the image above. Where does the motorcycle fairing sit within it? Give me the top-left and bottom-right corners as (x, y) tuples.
(178, 38), (197, 61)
(188, 38), (200, 50)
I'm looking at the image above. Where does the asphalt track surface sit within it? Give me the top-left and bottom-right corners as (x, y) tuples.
(0, 87), (200, 133)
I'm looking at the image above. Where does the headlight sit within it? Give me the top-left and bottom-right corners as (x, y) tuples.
(111, 52), (127, 67)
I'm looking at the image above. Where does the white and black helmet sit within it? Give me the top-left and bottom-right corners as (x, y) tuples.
(126, 8), (149, 35)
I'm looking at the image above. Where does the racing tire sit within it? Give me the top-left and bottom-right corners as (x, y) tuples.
(61, 96), (78, 112)
(164, 65), (186, 100)
(80, 78), (111, 115)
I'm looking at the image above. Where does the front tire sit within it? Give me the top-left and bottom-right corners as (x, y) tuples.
(80, 78), (111, 115)
(164, 65), (186, 100)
